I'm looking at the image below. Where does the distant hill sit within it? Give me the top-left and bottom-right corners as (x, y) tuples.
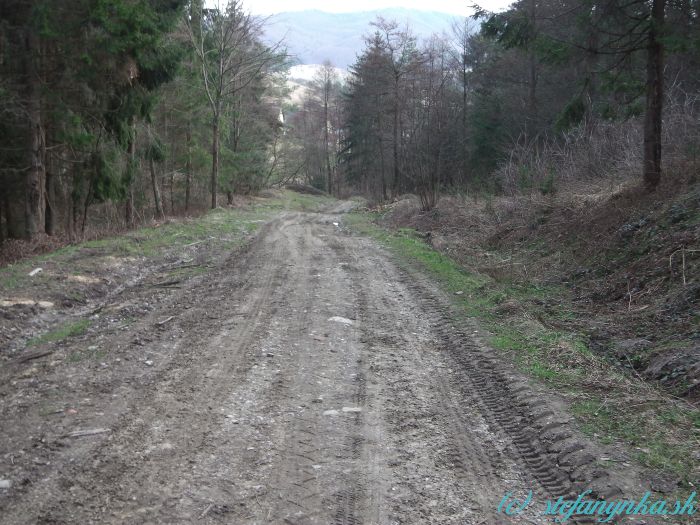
(263, 9), (459, 69)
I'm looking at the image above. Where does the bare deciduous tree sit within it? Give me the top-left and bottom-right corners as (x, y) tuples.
(186, 0), (282, 208)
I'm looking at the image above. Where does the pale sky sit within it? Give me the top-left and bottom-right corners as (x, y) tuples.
(210, 1), (512, 16)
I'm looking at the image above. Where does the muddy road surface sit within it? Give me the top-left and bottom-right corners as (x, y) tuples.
(1, 208), (640, 524)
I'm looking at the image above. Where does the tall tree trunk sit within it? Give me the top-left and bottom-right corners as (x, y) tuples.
(4, 191), (19, 240)
(185, 126), (192, 212)
(643, 0), (665, 190)
(527, 0), (538, 141)
(71, 177), (80, 238)
(211, 113), (219, 209)
(0, 193), (5, 244)
(170, 171), (175, 213)
(24, 27), (45, 240)
(324, 91), (332, 195)
(378, 120), (387, 202)
(149, 156), (164, 219)
(45, 169), (55, 235)
(462, 55), (469, 185)
(583, 5), (599, 132)
(125, 117), (136, 228)
(392, 93), (400, 196)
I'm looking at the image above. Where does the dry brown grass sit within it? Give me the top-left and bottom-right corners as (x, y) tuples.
(381, 172), (700, 400)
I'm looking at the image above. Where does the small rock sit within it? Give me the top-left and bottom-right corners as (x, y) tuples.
(650, 475), (679, 494)
(328, 316), (353, 325)
(145, 360), (154, 366)
(323, 409), (339, 416)
(0, 479), (11, 489)
(454, 291), (464, 295)
(342, 407), (362, 413)
(28, 268), (43, 277)
(19, 367), (38, 379)
(614, 338), (652, 359)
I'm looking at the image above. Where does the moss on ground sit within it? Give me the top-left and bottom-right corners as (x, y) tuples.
(27, 319), (91, 347)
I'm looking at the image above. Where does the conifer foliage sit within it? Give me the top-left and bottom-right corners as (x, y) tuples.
(0, 0), (286, 242)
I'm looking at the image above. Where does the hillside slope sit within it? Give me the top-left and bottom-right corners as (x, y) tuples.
(264, 8), (458, 67)
(380, 181), (700, 400)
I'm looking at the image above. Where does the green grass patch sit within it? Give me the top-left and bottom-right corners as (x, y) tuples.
(166, 265), (209, 279)
(27, 319), (91, 347)
(282, 190), (336, 211)
(345, 210), (700, 486)
(572, 399), (699, 482)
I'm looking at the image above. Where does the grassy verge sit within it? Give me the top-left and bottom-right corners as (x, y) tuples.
(345, 211), (700, 488)
(2, 190), (334, 355)
(0, 190), (333, 290)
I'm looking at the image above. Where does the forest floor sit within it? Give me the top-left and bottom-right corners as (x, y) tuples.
(0, 190), (696, 524)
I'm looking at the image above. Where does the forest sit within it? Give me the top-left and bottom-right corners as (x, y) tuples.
(288, 0), (700, 211)
(1, 1), (699, 521)
(0, 0), (287, 246)
(2, 0), (699, 245)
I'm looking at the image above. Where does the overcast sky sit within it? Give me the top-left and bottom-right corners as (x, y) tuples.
(209, 0), (512, 16)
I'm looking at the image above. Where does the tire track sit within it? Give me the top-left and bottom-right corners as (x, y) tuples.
(23, 218), (289, 524)
(391, 262), (601, 524)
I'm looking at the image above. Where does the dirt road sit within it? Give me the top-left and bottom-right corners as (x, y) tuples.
(1, 207), (639, 524)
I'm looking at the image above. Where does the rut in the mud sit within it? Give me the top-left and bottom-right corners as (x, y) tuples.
(0, 210), (644, 524)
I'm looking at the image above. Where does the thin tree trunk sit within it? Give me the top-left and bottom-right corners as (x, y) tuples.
(170, 172), (175, 213)
(125, 117), (136, 228)
(185, 126), (192, 212)
(462, 55), (469, 185)
(379, 129), (387, 201)
(149, 155), (164, 219)
(24, 27), (45, 240)
(211, 113), (219, 209)
(527, 0), (538, 140)
(45, 169), (55, 235)
(643, 0), (665, 190)
(583, 5), (599, 132)
(0, 193), (5, 243)
(72, 180), (80, 238)
(81, 174), (94, 235)
(324, 90), (332, 195)
(392, 91), (400, 196)
(5, 191), (18, 239)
